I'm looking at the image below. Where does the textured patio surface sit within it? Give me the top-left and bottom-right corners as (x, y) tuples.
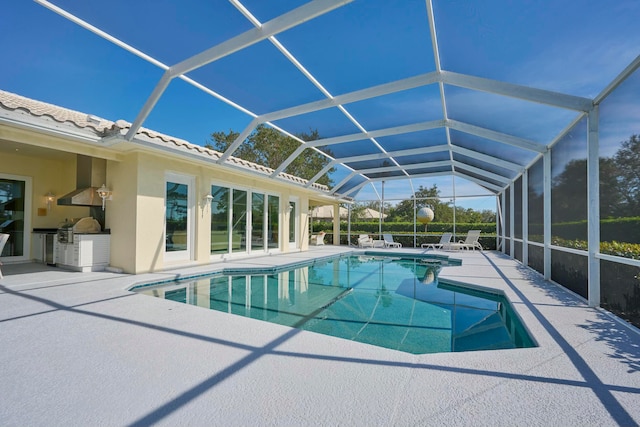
(1, 247), (639, 426)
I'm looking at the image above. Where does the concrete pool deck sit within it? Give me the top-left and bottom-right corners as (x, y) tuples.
(1, 247), (639, 426)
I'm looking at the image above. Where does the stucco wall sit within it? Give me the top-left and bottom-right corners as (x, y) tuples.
(0, 151), (93, 259)
(1, 125), (330, 273)
(106, 153), (138, 273)
(113, 151), (317, 274)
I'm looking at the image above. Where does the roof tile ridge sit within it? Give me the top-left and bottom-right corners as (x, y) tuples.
(0, 89), (112, 132)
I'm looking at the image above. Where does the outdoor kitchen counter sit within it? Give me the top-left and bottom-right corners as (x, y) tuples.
(56, 233), (110, 272)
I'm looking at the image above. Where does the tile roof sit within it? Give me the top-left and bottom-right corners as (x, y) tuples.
(0, 89), (329, 192)
(0, 90), (113, 133)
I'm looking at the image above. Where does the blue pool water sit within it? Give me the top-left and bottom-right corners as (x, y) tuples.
(133, 254), (535, 354)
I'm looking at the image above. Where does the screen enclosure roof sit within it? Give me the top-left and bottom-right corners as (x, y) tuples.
(18, 0), (640, 200)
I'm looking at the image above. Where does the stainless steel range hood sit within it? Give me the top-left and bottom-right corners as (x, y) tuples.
(57, 155), (106, 207)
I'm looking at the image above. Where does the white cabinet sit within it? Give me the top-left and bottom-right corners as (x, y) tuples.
(56, 234), (110, 272)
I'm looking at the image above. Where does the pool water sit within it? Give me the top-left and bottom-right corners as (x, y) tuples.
(133, 255), (535, 354)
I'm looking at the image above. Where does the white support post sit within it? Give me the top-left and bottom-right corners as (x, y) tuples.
(587, 106), (600, 307)
(413, 196), (417, 248)
(543, 150), (552, 280)
(500, 192), (506, 253)
(347, 204), (352, 246)
(509, 182), (515, 258)
(522, 169), (529, 266)
(495, 195), (502, 251)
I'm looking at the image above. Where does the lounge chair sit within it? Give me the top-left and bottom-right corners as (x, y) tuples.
(421, 232), (453, 250)
(0, 233), (9, 279)
(382, 233), (402, 248)
(449, 230), (482, 251)
(357, 234), (374, 248)
(310, 231), (325, 246)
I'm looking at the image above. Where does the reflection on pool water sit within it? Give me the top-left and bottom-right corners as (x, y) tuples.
(133, 255), (536, 354)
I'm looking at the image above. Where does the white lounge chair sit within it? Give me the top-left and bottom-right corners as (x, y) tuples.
(0, 233), (9, 279)
(357, 234), (374, 248)
(383, 233), (402, 248)
(421, 232), (453, 250)
(449, 230), (482, 251)
(310, 231), (325, 246)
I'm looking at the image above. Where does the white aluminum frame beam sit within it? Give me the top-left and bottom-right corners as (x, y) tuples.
(270, 117), (536, 179)
(441, 71), (593, 112)
(450, 145), (524, 172)
(337, 167), (503, 198)
(259, 72), (440, 123)
(297, 120), (446, 149)
(124, 0), (353, 140)
(335, 144), (450, 163)
(452, 161), (512, 184)
(359, 160), (452, 175)
(339, 171), (453, 197)
(447, 119), (545, 153)
(272, 123), (446, 178)
(587, 107), (600, 307)
(453, 171), (503, 193)
(217, 118), (262, 164)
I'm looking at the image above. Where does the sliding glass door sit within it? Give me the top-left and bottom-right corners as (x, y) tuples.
(0, 174), (30, 261)
(209, 184), (281, 256)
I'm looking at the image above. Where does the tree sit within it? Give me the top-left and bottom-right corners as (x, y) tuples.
(551, 134), (640, 222)
(351, 200), (392, 221)
(599, 156), (625, 218)
(551, 158), (587, 223)
(207, 125), (335, 187)
(391, 185), (453, 222)
(613, 134), (640, 215)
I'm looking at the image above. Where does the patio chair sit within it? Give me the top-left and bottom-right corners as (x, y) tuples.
(310, 231), (326, 246)
(0, 233), (9, 279)
(383, 233), (402, 248)
(357, 234), (374, 248)
(421, 232), (453, 250)
(449, 230), (482, 251)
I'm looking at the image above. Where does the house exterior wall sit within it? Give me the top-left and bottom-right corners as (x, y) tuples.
(105, 150), (316, 274)
(106, 153), (139, 273)
(1, 109), (330, 274)
(0, 150), (83, 229)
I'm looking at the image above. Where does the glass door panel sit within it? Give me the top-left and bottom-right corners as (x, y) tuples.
(166, 181), (189, 253)
(0, 178), (26, 258)
(267, 195), (279, 249)
(252, 193), (265, 252)
(210, 185), (230, 254)
(232, 189), (247, 253)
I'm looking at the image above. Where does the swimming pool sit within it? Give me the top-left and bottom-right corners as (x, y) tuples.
(132, 254), (535, 354)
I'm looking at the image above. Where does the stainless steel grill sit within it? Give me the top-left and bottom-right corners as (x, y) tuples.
(57, 217), (101, 244)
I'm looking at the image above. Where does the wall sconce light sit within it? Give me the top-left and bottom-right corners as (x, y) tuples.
(96, 184), (112, 211)
(201, 193), (214, 209)
(45, 192), (56, 211)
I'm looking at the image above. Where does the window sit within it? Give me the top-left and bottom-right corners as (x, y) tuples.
(165, 173), (194, 261)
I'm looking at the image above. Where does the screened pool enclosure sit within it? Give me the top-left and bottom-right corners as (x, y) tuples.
(12, 1), (640, 325)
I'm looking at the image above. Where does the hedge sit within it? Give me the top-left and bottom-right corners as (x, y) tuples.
(312, 221), (496, 234)
(531, 217), (640, 243)
(552, 237), (640, 260)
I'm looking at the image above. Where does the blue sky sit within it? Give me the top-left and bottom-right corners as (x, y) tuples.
(2, 1), (639, 207)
